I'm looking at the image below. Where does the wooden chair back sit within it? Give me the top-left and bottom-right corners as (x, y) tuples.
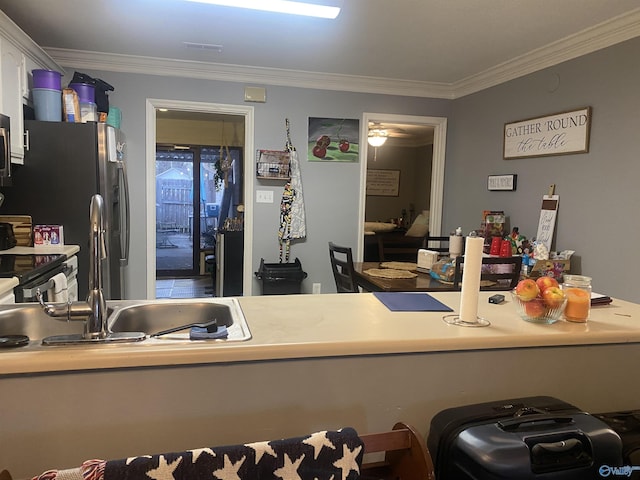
(360, 422), (435, 480)
(328, 242), (360, 293)
(453, 255), (522, 290)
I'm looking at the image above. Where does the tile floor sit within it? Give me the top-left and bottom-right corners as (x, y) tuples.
(155, 276), (214, 299)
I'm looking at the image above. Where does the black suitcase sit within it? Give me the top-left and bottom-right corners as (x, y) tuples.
(594, 410), (640, 478)
(427, 396), (623, 479)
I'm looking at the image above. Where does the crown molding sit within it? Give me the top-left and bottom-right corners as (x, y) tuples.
(45, 47), (455, 99)
(45, 7), (640, 100)
(453, 7), (640, 98)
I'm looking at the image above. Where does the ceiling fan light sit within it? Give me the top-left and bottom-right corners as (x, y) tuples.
(367, 130), (387, 147)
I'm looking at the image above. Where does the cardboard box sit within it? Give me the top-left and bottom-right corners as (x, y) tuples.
(33, 224), (64, 251)
(530, 259), (570, 280)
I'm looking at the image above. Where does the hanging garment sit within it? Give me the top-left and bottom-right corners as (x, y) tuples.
(278, 119), (307, 262)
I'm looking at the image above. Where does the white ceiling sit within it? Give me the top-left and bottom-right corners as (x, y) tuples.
(1, 0), (640, 100)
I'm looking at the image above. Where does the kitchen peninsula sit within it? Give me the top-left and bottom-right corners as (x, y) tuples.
(2, 291), (640, 477)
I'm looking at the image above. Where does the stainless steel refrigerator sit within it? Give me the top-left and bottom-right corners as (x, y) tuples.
(0, 120), (130, 300)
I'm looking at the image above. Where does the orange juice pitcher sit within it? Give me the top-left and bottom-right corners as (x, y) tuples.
(562, 275), (592, 322)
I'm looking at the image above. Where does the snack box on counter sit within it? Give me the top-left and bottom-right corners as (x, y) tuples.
(33, 224), (65, 252)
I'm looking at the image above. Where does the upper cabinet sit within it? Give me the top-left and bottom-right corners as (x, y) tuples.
(0, 10), (63, 165)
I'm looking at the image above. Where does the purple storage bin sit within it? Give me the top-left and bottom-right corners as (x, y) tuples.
(33, 69), (62, 90)
(68, 83), (95, 104)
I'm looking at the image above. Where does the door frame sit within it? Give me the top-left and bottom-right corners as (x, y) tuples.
(145, 99), (255, 298)
(358, 112), (447, 259)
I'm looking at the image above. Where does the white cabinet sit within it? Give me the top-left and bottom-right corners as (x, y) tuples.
(0, 10), (62, 165)
(0, 37), (27, 163)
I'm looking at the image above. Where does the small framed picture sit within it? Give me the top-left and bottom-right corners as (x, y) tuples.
(488, 174), (517, 191)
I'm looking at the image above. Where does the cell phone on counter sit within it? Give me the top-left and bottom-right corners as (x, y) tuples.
(488, 294), (505, 304)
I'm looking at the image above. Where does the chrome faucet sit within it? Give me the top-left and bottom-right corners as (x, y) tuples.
(38, 195), (107, 338)
(39, 194), (128, 342)
(84, 194), (108, 338)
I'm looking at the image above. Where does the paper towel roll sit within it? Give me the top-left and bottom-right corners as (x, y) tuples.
(459, 236), (484, 323)
(449, 235), (463, 257)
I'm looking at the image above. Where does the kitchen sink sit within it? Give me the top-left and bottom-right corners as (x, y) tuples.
(108, 298), (251, 342)
(0, 304), (85, 341)
(0, 298), (251, 346)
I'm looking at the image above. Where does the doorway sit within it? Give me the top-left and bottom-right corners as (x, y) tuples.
(358, 113), (447, 259)
(145, 99), (255, 299)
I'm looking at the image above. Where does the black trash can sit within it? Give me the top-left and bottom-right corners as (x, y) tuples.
(255, 258), (307, 295)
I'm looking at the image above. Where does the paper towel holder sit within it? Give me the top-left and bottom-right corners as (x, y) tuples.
(443, 231), (491, 328)
(442, 314), (490, 327)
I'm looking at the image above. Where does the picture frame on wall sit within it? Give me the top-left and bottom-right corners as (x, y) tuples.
(366, 169), (400, 196)
(308, 117), (359, 162)
(503, 107), (591, 159)
(488, 174), (517, 191)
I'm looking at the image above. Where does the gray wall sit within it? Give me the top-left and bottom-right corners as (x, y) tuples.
(82, 35), (640, 301)
(445, 37), (640, 301)
(77, 69), (450, 298)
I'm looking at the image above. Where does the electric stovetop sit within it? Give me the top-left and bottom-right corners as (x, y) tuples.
(0, 254), (66, 283)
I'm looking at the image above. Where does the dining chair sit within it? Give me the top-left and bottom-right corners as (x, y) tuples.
(328, 242), (360, 293)
(376, 233), (427, 262)
(453, 255), (522, 290)
(424, 233), (449, 254)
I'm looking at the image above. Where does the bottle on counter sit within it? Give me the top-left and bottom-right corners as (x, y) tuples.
(449, 227), (463, 258)
(562, 275), (592, 322)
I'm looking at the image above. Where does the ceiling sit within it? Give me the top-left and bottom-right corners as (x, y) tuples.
(1, 0), (640, 100)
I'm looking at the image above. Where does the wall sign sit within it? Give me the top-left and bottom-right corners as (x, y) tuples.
(503, 107), (591, 159)
(366, 169), (400, 196)
(488, 174), (517, 191)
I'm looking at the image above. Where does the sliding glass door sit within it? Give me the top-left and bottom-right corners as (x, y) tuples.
(155, 145), (243, 277)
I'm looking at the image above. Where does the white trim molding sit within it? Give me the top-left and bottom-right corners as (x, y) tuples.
(46, 48), (454, 99)
(145, 99), (255, 298)
(358, 113), (447, 260)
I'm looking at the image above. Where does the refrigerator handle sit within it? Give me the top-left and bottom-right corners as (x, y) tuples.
(118, 159), (131, 266)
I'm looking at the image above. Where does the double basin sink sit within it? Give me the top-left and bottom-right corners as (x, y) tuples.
(0, 297), (252, 348)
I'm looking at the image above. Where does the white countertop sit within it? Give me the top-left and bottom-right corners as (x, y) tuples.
(2, 244), (80, 256)
(1, 291), (639, 375)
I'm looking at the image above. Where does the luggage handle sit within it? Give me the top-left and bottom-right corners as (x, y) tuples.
(498, 414), (575, 431)
(531, 438), (582, 455)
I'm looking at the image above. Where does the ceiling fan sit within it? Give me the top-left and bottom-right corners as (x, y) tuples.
(368, 123), (411, 141)
(381, 124), (413, 138)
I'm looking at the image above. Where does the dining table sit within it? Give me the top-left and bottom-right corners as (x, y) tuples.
(354, 262), (458, 292)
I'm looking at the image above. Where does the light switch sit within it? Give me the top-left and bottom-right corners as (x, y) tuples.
(256, 190), (274, 203)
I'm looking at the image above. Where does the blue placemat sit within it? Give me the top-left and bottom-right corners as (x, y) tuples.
(373, 292), (454, 312)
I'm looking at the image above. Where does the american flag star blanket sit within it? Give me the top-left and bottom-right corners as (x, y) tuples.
(32, 428), (364, 480)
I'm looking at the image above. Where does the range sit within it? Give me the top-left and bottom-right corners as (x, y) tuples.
(0, 253), (67, 302)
